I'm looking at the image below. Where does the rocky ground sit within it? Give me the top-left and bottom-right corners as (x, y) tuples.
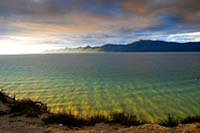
(1, 114), (200, 133)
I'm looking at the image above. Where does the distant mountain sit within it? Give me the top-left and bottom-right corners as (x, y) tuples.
(46, 40), (200, 53)
(98, 40), (200, 52)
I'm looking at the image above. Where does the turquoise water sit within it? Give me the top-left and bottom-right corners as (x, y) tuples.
(0, 53), (200, 122)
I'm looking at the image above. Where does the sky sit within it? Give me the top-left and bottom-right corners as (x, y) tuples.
(0, 0), (200, 54)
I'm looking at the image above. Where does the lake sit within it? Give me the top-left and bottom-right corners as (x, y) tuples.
(0, 53), (200, 122)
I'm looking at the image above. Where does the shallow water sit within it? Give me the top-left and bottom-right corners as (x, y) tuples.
(0, 53), (200, 122)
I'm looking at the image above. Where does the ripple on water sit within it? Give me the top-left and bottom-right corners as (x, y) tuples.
(1, 53), (200, 122)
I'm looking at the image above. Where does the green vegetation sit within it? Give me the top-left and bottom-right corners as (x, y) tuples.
(42, 112), (145, 127)
(0, 91), (200, 127)
(0, 91), (48, 117)
(159, 114), (179, 127)
(181, 115), (200, 124)
(42, 113), (89, 127)
(88, 113), (109, 124)
(109, 112), (146, 126)
(159, 114), (200, 127)
(10, 99), (48, 117)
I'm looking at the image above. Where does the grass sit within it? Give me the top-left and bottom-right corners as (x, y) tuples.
(88, 113), (109, 124)
(1, 91), (200, 127)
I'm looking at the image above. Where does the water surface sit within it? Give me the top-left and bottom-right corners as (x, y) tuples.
(0, 53), (200, 122)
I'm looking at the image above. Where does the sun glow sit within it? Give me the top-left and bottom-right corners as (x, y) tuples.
(0, 39), (63, 55)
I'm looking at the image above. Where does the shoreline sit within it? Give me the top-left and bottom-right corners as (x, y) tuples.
(1, 91), (200, 133)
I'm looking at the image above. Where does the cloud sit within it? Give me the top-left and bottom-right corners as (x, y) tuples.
(0, 0), (200, 53)
(167, 32), (200, 42)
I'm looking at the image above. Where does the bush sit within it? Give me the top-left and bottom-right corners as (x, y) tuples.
(110, 112), (145, 126)
(159, 114), (179, 127)
(10, 99), (48, 117)
(42, 111), (146, 127)
(181, 115), (200, 124)
(42, 112), (88, 127)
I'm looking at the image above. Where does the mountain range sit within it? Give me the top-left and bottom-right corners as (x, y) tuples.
(46, 40), (200, 53)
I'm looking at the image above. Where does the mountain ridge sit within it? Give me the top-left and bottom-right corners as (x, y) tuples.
(46, 40), (200, 53)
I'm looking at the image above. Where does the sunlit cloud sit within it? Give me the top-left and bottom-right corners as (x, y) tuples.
(0, 0), (200, 54)
(167, 32), (200, 42)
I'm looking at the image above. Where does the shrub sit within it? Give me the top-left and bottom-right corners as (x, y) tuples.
(42, 112), (146, 127)
(42, 112), (88, 127)
(10, 99), (48, 117)
(159, 114), (179, 127)
(110, 112), (145, 126)
(181, 115), (200, 124)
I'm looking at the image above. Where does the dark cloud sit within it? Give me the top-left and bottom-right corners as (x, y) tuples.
(0, 0), (199, 24)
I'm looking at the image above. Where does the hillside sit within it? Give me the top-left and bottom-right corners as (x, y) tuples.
(99, 40), (200, 52)
(46, 40), (200, 53)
